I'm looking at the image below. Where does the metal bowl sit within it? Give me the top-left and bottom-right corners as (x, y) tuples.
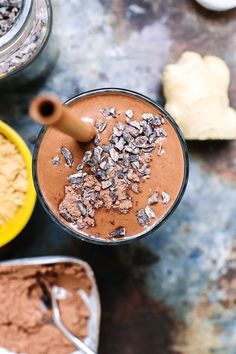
(0, 256), (101, 354)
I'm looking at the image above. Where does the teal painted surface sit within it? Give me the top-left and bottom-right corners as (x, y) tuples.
(0, 1), (236, 353)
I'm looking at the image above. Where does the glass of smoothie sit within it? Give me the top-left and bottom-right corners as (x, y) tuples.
(32, 88), (189, 245)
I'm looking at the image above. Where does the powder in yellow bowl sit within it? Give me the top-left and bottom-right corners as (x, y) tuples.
(0, 133), (28, 225)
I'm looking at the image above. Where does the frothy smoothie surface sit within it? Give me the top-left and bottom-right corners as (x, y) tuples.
(36, 92), (186, 241)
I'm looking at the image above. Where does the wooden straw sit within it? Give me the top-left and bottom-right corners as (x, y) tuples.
(30, 94), (96, 143)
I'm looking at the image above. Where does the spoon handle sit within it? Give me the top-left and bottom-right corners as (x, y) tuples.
(51, 289), (96, 354)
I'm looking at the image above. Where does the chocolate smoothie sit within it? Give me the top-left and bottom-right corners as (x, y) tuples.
(0, 262), (91, 354)
(35, 90), (187, 242)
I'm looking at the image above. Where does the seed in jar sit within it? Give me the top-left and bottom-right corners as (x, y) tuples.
(0, 0), (22, 37)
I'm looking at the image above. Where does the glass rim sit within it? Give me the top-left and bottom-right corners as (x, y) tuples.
(33, 87), (189, 246)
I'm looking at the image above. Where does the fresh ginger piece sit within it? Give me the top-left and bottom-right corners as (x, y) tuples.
(163, 51), (236, 140)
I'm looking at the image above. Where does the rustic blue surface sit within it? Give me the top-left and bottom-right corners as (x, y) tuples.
(1, 1), (236, 353)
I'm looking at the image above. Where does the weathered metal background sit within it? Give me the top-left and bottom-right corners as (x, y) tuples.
(0, 1), (236, 353)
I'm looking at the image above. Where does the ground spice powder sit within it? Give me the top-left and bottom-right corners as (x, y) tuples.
(0, 133), (27, 225)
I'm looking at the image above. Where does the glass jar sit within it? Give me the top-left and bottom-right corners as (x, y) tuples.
(0, 0), (56, 89)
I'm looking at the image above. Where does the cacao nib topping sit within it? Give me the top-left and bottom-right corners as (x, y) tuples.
(109, 227), (126, 238)
(145, 206), (156, 219)
(113, 126), (123, 137)
(148, 192), (158, 205)
(162, 192), (170, 204)
(126, 125), (140, 137)
(100, 156), (108, 170)
(59, 209), (75, 223)
(115, 137), (125, 151)
(149, 132), (157, 144)
(110, 191), (118, 202)
(136, 209), (149, 226)
(101, 180), (112, 189)
(77, 163), (84, 170)
(83, 150), (93, 162)
(68, 172), (83, 184)
(125, 109), (133, 119)
(142, 113), (154, 121)
(156, 128), (168, 138)
(110, 147), (119, 162)
(94, 134), (101, 146)
(122, 130), (132, 142)
(95, 120), (107, 132)
(157, 144), (165, 156)
(78, 202), (87, 216)
(51, 156), (61, 165)
(128, 120), (141, 130)
(60, 147), (73, 167)
(131, 183), (139, 193)
(152, 116), (162, 126)
(95, 168), (107, 181)
(86, 159), (96, 167)
(101, 144), (110, 152)
(101, 107), (116, 117)
(93, 146), (103, 162)
(59, 106), (170, 235)
(143, 123), (154, 137)
(116, 121), (124, 130)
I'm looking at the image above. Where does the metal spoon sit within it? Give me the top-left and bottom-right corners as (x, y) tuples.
(51, 286), (96, 354)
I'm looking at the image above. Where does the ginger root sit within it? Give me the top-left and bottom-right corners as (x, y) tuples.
(163, 51), (236, 140)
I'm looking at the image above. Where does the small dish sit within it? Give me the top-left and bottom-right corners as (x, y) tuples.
(0, 120), (36, 247)
(195, 0), (236, 11)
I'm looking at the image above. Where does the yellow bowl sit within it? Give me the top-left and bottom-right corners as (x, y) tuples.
(0, 120), (36, 247)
